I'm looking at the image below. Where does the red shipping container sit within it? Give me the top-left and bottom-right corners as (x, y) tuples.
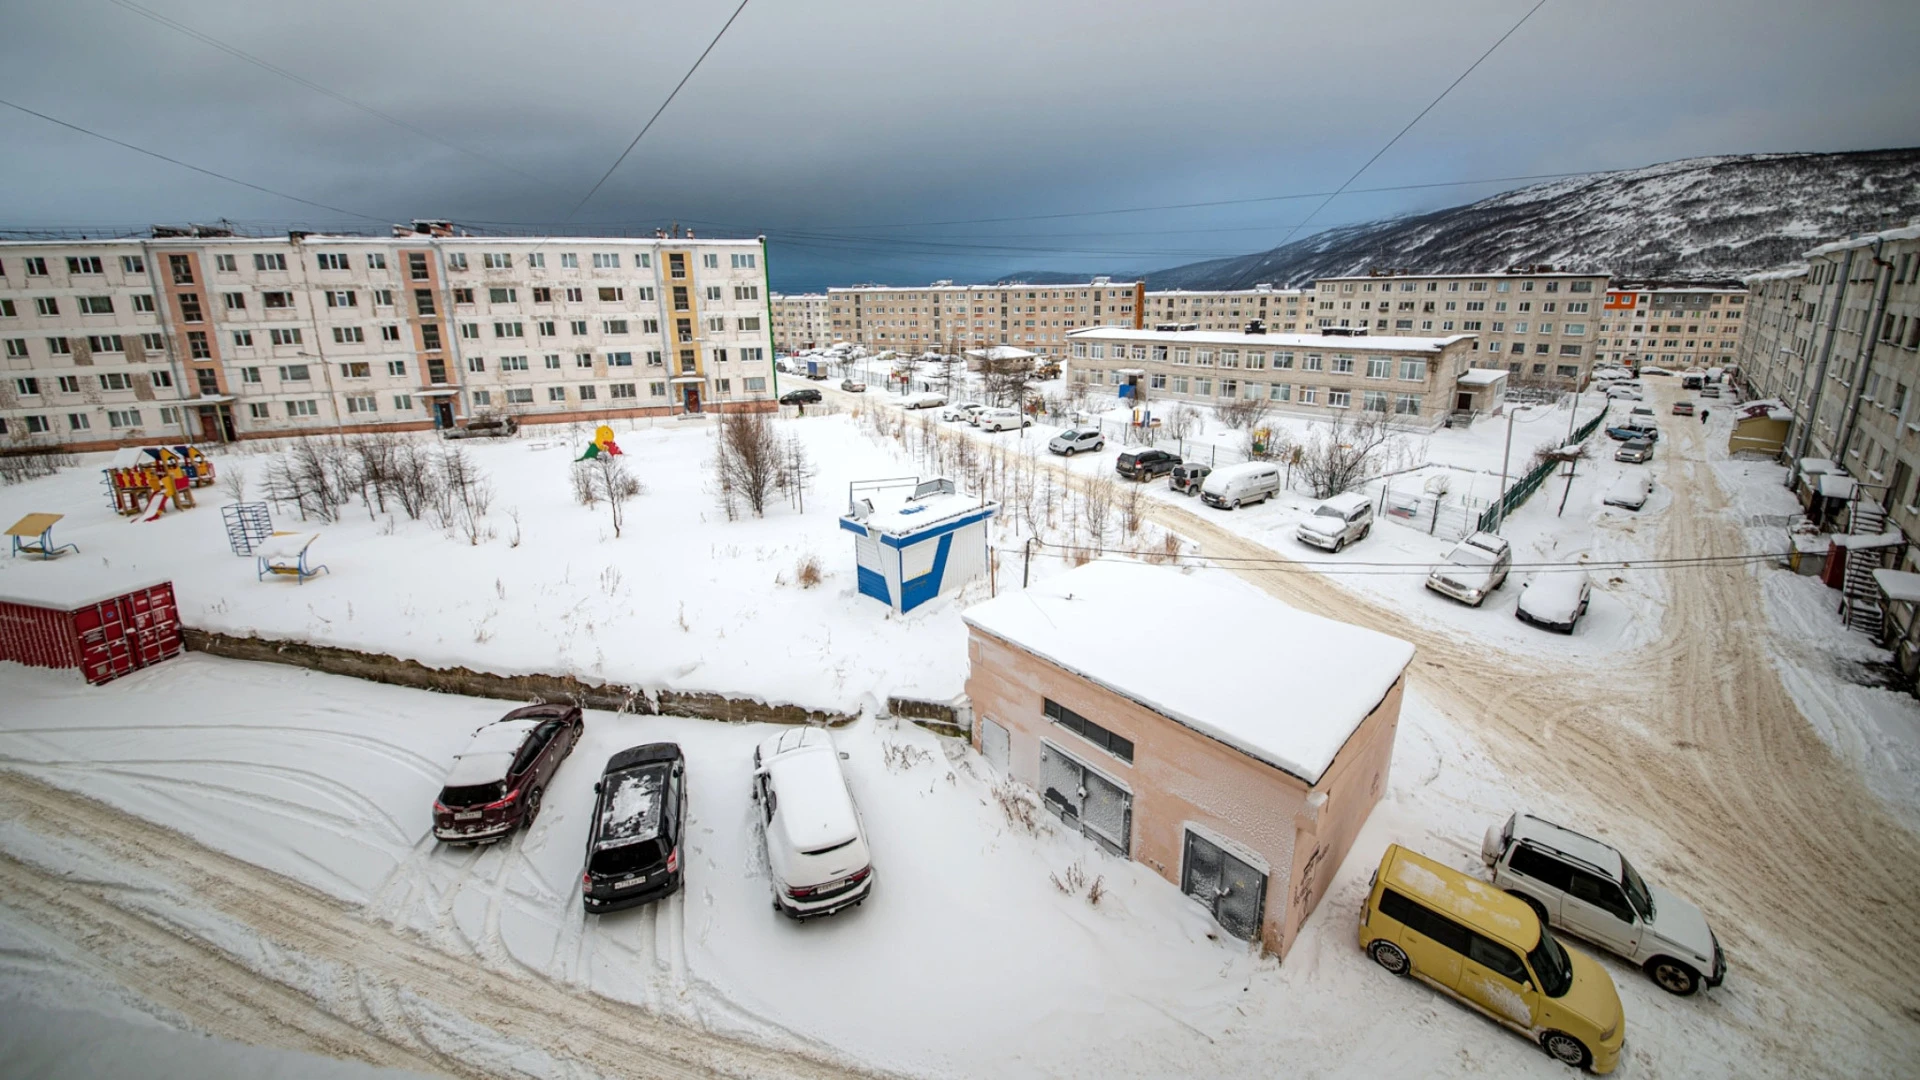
(0, 580), (181, 685)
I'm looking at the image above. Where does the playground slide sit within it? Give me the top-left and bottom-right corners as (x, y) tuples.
(137, 493), (167, 522)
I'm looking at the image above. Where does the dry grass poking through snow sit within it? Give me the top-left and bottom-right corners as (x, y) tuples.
(795, 553), (823, 589)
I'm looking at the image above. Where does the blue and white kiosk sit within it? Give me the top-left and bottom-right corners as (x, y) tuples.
(839, 477), (1000, 615)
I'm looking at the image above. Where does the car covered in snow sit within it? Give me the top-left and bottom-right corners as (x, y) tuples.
(976, 407), (1031, 432)
(1048, 428), (1105, 456)
(1605, 384), (1643, 401)
(1295, 490), (1373, 548)
(1603, 473), (1653, 510)
(1115, 446), (1181, 480)
(940, 402), (986, 423)
(582, 743), (687, 914)
(753, 728), (874, 919)
(1614, 438), (1655, 464)
(1361, 844), (1626, 1074)
(902, 391), (947, 410)
(1168, 461), (1211, 495)
(1514, 573), (1592, 634)
(432, 704), (583, 843)
(1483, 812), (1725, 997)
(1425, 531), (1512, 606)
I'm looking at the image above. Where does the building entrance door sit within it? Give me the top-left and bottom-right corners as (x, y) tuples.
(683, 386), (702, 413)
(1182, 830), (1267, 941)
(1039, 742), (1131, 856)
(433, 401), (454, 429)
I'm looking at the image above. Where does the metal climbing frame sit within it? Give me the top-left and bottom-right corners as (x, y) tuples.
(222, 502), (273, 556)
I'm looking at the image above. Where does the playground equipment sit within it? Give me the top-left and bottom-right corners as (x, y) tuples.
(576, 424), (623, 460)
(255, 532), (329, 584)
(105, 446), (213, 520)
(6, 513), (79, 559)
(221, 502), (274, 556)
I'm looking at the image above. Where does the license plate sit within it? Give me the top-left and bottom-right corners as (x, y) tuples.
(615, 875), (647, 889)
(454, 811), (482, 821)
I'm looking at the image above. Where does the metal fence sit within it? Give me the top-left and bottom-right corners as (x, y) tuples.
(1475, 412), (1608, 533)
(1377, 483), (1488, 541)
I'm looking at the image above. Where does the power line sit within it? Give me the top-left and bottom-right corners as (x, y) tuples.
(567, 0), (753, 220)
(0, 96), (388, 222)
(1273, 0), (1552, 252)
(1008, 541), (1781, 577)
(102, 0), (558, 193)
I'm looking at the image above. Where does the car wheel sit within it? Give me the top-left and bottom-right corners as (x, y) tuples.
(1540, 1031), (1591, 1070)
(524, 787), (544, 827)
(1368, 940), (1410, 976)
(1230, 499), (1240, 510)
(1359, 524), (1371, 540)
(1187, 487), (1199, 497)
(1333, 535), (1346, 553)
(1646, 957), (1701, 996)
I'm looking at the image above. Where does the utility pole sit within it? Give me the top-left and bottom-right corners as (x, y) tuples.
(1023, 536), (1035, 587)
(1496, 407), (1518, 533)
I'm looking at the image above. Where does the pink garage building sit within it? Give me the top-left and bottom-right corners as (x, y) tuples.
(962, 562), (1415, 957)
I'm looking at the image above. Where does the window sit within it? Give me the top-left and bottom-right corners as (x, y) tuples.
(287, 399), (319, 417)
(734, 285), (760, 301)
(1270, 383), (1291, 402)
(571, 319), (589, 335)
(702, 253), (720, 269)
(606, 351), (633, 367)
(1556, 365), (1579, 379)
(470, 389), (490, 406)
(532, 287), (552, 303)
(364, 252), (387, 271)
(1507, 845), (1574, 889)
(1303, 353), (1324, 372)
(187, 331), (211, 358)
(56, 375), (80, 393)
(97, 372), (131, 391)
(420, 325), (441, 350)
(346, 395), (377, 414)
(132, 294), (156, 313)
(269, 327), (302, 346)
(579, 384), (599, 400)
(1395, 394), (1422, 416)
(467, 357), (485, 373)
(248, 402), (271, 420)
(731, 253), (757, 268)
(1273, 351), (1293, 370)
(278, 364), (311, 381)
(1328, 388), (1351, 408)
(1363, 390), (1389, 412)
(609, 382), (636, 399)
(408, 252), (430, 280)
(14, 377), (40, 395)
(493, 321), (524, 338)
(706, 316), (727, 334)
(1400, 359), (1425, 381)
(87, 334), (124, 352)
(592, 253), (620, 269)
(603, 319), (629, 335)
(333, 326), (365, 344)
(500, 355), (529, 371)
(744, 376), (766, 392)
(543, 353), (561, 370)
(1377, 889), (1469, 954)
(1569, 870), (1634, 922)
(392, 394), (413, 411)
(253, 253), (286, 272)
(121, 255), (145, 274)
(645, 349), (663, 367)
(548, 386), (567, 402)
(558, 253), (580, 269)
(47, 336), (71, 355)
(23, 257), (48, 276)
(3, 339), (24, 358)
(672, 286), (689, 310)
(239, 367), (261, 384)
(488, 287), (517, 304)
(1194, 377), (1212, 397)
(705, 286), (723, 302)
(525, 253), (543, 269)
(68, 413), (92, 431)
(738, 315), (761, 331)
(223, 291), (247, 311)
(453, 287), (475, 305)
(23, 415), (49, 434)
(1467, 935), (1530, 984)
(338, 361), (371, 378)
(1366, 357), (1391, 379)
(483, 253), (512, 270)
(67, 256), (104, 275)
(460, 323), (480, 339)
(316, 253), (349, 271)
(262, 290), (294, 309)
(35, 297), (59, 317)
(446, 253), (468, 271)
(1043, 698), (1133, 763)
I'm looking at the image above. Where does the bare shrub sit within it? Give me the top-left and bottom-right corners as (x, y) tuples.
(1081, 475), (1116, 550)
(776, 434), (816, 511)
(714, 409), (781, 518)
(1086, 875), (1106, 906)
(1051, 861), (1088, 895)
(1120, 478), (1146, 535)
(882, 742), (934, 772)
(219, 463), (249, 503)
(993, 782), (1040, 835)
(576, 454), (641, 538)
(795, 553), (823, 588)
(1299, 411), (1398, 499)
(389, 440), (439, 520)
(1164, 403), (1201, 441)
(436, 446), (494, 544)
(1218, 393), (1271, 432)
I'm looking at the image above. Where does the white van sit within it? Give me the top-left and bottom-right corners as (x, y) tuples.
(1199, 461), (1283, 509)
(977, 407), (1031, 432)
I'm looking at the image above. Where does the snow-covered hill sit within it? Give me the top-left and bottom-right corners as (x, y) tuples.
(1011, 148), (1920, 289)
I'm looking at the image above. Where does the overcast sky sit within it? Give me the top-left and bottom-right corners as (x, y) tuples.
(4, 0), (1918, 290)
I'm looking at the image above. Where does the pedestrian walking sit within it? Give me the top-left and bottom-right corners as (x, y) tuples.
(1700, 409), (1709, 424)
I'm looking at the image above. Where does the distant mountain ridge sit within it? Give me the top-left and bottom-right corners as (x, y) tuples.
(994, 147), (1920, 290)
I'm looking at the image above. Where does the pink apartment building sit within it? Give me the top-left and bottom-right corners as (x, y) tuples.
(962, 562), (1415, 956)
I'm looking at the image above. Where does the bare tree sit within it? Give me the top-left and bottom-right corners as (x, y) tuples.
(1163, 403), (1201, 442)
(714, 409), (782, 517)
(777, 433), (817, 511)
(982, 352), (1034, 408)
(219, 462), (249, 503)
(436, 445), (494, 544)
(1299, 411), (1398, 498)
(933, 341), (963, 400)
(1218, 393), (1272, 432)
(574, 454), (642, 537)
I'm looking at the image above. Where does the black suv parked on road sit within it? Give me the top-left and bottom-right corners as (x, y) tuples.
(1116, 447), (1182, 480)
(582, 743), (687, 914)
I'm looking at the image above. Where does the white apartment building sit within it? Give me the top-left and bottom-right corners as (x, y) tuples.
(0, 223), (775, 450)
(1066, 326), (1485, 429)
(770, 292), (831, 353)
(1597, 281), (1746, 371)
(1140, 284), (1310, 333)
(826, 278), (1144, 357)
(1311, 268), (1610, 389)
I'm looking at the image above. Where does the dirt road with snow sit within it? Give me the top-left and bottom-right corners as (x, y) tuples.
(0, 773), (874, 1080)
(1121, 383), (1920, 1054)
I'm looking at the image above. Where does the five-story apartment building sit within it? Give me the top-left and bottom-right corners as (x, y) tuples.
(1140, 285), (1311, 333)
(770, 292), (831, 352)
(1597, 281), (1746, 371)
(826, 278), (1144, 357)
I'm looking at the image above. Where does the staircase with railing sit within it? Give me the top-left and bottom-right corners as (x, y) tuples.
(1840, 494), (1894, 638)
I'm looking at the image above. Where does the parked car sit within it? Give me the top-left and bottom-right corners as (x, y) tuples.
(1483, 812), (1725, 997)
(1295, 491), (1374, 548)
(1116, 447), (1181, 480)
(1425, 531), (1512, 606)
(940, 402), (986, 423)
(1671, 401), (1695, 416)
(902, 391), (947, 410)
(977, 407), (1031, 432)
(1048, 428), (1105, 456)
(1681, 372), (1705, 390)
(1628, 405), (1655, 419)
(1169, 462), (1211, 495)
(779, 388), (823, 406)
(1604, 422), (1658, 442)
(1515, 573), (1592, 634)
(1605, 385), (1643, 401)
(1614, 438), (1655, 464)
(432, 704), (583, 844)
(840, 379), (866, 393)
(442, 414), (519, 439)
(752, 728), (874, 919)
(1603, 473), (1653, 510)
(1201, 461), (1284, 510)
(1699, 384), (1721, 398)
(1361, 844), (1626, 1074)
(582, 743), (687, 914)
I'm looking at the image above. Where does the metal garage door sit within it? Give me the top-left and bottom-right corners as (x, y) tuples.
(1038, 742), (1131, 856)
(1182, 830), (1267, 942)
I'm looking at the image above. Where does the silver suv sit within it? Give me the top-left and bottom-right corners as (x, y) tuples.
(1483, 812), (1725, 995)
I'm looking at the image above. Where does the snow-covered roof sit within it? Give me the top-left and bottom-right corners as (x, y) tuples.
(1069, 326), (1472, 353)
(1817, 474), (1858, 500)
(1803, 220), (1920, 260)
(1832, 530), (1904, 550)
(1744, 263), (1809, 285)
(829, 281), (1140, 294)
(1457, 368), (1508, 386)
(963, 563), (1415, 784)
(1873, 569), (1920, 604)
(444, 718), (537, 787)
(1512, 814), (1623, 879)
(0, 572), (172, 612)
(965, 346), (1037, 361)
(1798, 458), (1839, 475)
(1314, 270), (1607, 283)
(843, 483), (997, 539)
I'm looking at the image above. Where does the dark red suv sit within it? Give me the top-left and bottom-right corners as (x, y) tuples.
(433, 704), (583, 844)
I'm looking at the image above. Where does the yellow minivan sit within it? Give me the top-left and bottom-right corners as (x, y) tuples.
(1360, 844), (1626, 1074)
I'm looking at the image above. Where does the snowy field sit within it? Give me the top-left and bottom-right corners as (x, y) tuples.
(0, 653), (1884, 1080)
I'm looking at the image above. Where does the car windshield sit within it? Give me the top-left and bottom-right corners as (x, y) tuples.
(1449, 545), (1497, 565)
(1621, 858), (1655, 920)
(1314, 505), (1346, 518)
(1528, 926), (1575, 997)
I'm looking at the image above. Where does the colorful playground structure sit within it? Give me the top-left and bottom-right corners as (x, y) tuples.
(576, 424), (623, 460)
(7, 512), (79, 560)
(104, 445), (214, 521)
(254, 532), (329, 585)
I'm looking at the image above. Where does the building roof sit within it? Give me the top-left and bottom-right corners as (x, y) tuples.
(1874, 569), (1920, 604)
(1803, 220), (1920, 260)
(1315, 269), (1607, 283)
(841, 480), (998, 539)
(1457, 368), (1508, 386)
(963, 562), (1415, 784)
(1070, 326), (1473, 353)
(965, 345), (1038, 361)
(828, 281), (1140, 294)
(1743, 263), (1810, 285)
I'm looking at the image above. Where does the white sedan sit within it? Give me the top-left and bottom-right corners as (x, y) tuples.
(902, 392), (947, 410)
(1604, 473), (1654, 511)
(1515, 573), (1592, 634)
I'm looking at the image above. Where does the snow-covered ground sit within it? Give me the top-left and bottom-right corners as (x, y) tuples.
(0, 654), (1875, 1079)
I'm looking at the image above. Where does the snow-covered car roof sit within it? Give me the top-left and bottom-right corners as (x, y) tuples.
(1201, 461), (1278, 487)
(1607, 474), (1653, 505)
(963, 562), (1415, 784)
(1517, 573), (1591, 622)
(1316, 492), (1372, 515)
(594, 766), (666, 850)
(1511, 813), (1623, 879)
(443, 717), (538, 787)
(758, 730), (861, 854)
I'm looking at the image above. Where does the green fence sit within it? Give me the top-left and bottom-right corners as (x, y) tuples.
(1476, 412), (1607, 534)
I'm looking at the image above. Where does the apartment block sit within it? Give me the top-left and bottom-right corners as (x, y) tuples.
(1141, 285), (1310, 333)
(1735, 264), (1815, 407)
(1597, 281), (1746, 371)
(1311, 268), (1610, 389)
(826, 278), (1144, 357)
(0, 224), (775, 451)
(770, 292), (831, 352)
(1066, 326), (1483, 429)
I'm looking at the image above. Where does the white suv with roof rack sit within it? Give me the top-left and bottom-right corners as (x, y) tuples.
(1425, 531), (1511, 606)
(1483, 812), (1725, 995)
(752, 728), (875, 919)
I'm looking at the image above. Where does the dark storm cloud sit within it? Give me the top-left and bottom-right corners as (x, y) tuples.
(4, 0), (1918, 290)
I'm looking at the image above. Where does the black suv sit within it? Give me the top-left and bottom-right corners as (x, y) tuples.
(779, 388), (823, 405)
(1116, 447), (1181, 480)
(582, 743), (687, 914)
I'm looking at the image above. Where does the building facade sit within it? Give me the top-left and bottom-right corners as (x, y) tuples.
(1140, 285), (1310, 333)
(1310, 268), (1610, 389)
(770, 292), (831, 353)
(1597, 281), (1746, 372)
(1734, 264), (1813, 405)
(825, 278), (1144, 357)
(0, 224), (776, 451)
(1066, 326), (1481, 428)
